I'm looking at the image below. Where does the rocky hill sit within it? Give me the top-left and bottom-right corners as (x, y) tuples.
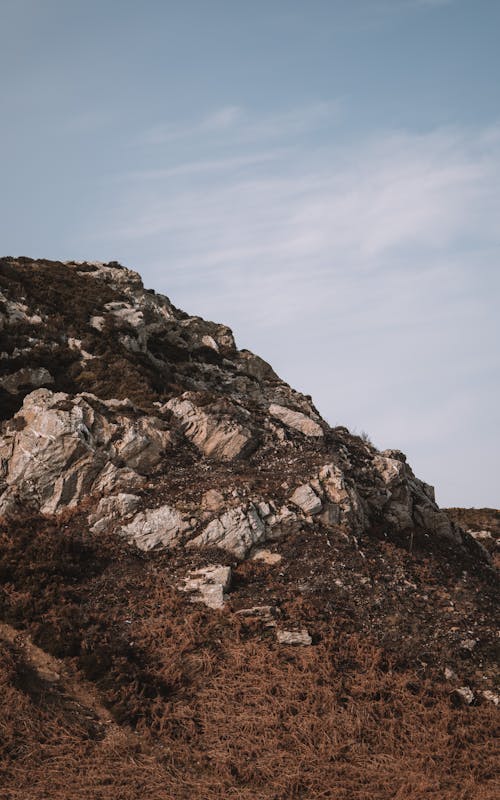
(0, 257), (498, 800)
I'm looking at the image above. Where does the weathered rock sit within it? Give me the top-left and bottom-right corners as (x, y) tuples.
(120, 504), (191, 551)
(239, 350), (279, 381)
(88, 493), (141, 534)
(0, 290), (43, 326)
(201, 489), (225, 513)
(453, 686), (475, 705)
(0, 389), (172, 516)
(0, 259), (486, 563)
(251, 548), (282, 565)
(318, 464), (367, 530)
(235, 605), (276, 626)
(0, 367), (54, 395)
(482, 690), (499, 706)
(265, 505), (301, 540)
(166, 394), (258, 461)
(111, 416), (173, 473)
(413, 503), (458, 542)
(467, 529), (494, 541)
(0, 390), (101, 515)
(189, 504), (266, 559)
(276, 629), (312, 646)
(180, 565), (231, 609)
(269, 403), (323, 437)
(289, 484), (322, 515)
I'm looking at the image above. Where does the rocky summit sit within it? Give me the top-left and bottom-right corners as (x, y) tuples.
(0, 257), (498, 800)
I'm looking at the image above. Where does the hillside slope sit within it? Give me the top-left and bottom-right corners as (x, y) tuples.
(0, 258), (498, 800)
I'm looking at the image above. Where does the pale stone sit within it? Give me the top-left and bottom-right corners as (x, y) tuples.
(251, 548), (282, 565)
(67, 338), (94, 363)
(104, 301), (144, 330)
(112, 416), (172, 473)
(235, 605), (276, 626)
(201, 489), (225, 513)
(265, 505), (300, 541)
(453, 686), (474, 705)
(289, 484), (322, 515)
(0, 389), (171, 516)
(277, 629), (312, 646)
(180, 565), (231, 609)
(269, 403), (323, 437)
(482, 690), (499, 706)
(318, 464), (367, 531)
(166, 394), (257, 461)
(257, 501), (272, 518)
(201, 334), (219, 352)
(189, 504), (266, 559)
(90, 315), (105, 331)
(467, 529), (493, 541)
(373, 454), (406, 485)
(120, 504), (191, 551)
(89, 493), (141, 534)
(235, 605), (274, 618)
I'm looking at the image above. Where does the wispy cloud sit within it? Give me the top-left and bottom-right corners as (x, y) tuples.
(90, 108), (500, 506)
(117, 150), (290, 182)
(138, 102), (337, 146)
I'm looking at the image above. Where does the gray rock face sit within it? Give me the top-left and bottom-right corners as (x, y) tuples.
(166, 394), (257, 461)
(318, 464), (367, 531)
(289, 484), (323, 515)
(120, 504), (191, 551)
(269, 403), (323, 438)
(189, 505), (267, 559)
(0, 367), (54, 395)
(0, 389), (170, 516)
(0, 290), (43, 327)
(371, 451), (459, 543)
(88, 493), (141, 534)
(0, 258), (471, 561)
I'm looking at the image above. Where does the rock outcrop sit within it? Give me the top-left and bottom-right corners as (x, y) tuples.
(0, 257), (472, 562)
(0, 257), (497, 800)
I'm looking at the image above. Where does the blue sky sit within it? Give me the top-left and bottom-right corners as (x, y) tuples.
(1, 0), (499, 506)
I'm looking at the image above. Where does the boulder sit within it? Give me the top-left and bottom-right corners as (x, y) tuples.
(265, 505), (301, 540)
(120, 504), (191, 551)
(318, 464), (367, 531)
(289, 484), (322, 515)
(180, 565), (231, 609)
(189, 504), (266, 559)
(0, 367), (54, 395)
(269, 403), (323, 437)
(276, 629), (312, 646)
(166, 394), (258, 461)
(111, 416), (173, 473)
(88, 493), (141, 534)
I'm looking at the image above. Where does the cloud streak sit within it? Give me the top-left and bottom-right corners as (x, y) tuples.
(137, 102), (337, 146)
(91, 107), (500, 506)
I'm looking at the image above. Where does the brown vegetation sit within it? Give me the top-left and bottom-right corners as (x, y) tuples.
(0, 513), (498, 800)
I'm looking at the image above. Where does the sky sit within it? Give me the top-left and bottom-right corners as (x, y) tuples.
(1, 0), (499, 507)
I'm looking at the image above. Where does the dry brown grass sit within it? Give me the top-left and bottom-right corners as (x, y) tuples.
(0, 515), (498, 799)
